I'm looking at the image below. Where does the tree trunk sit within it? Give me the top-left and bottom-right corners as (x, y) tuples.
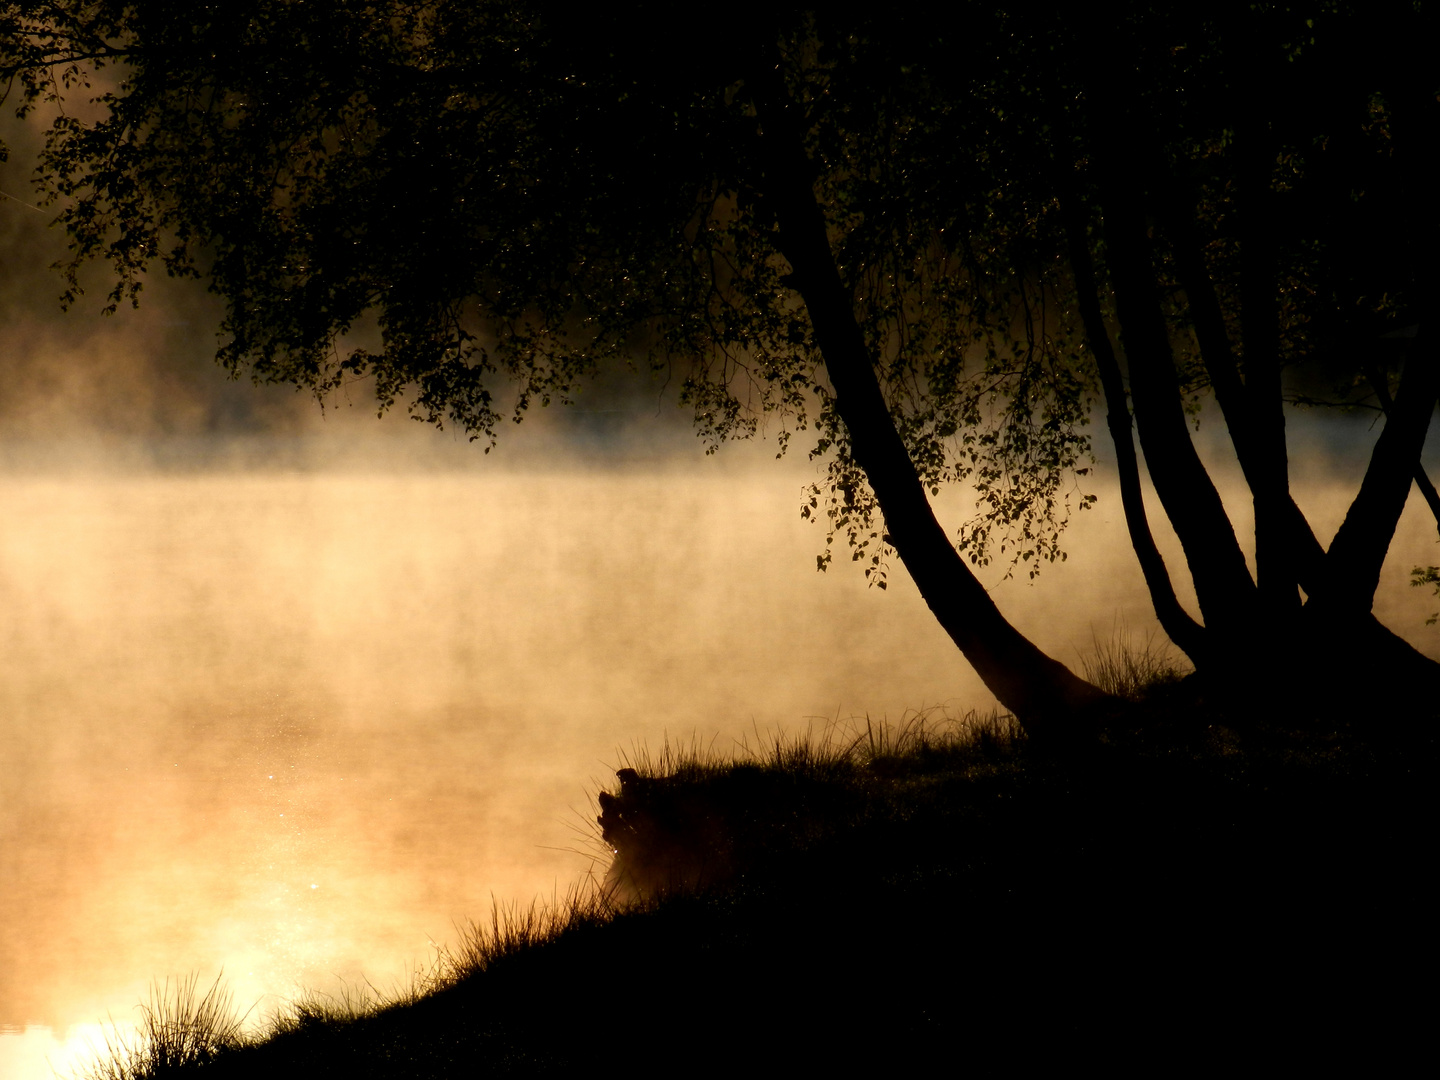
(1162, 199), (1332, 595)
(1098, 182), (1259, 642)
(1367, 364), (1440, 534)
(746, 65), (1109, 731)
(1059, 190), (1209, 666)
(1235, 84), (1302, 621)
(1317, 318), (1440, 618)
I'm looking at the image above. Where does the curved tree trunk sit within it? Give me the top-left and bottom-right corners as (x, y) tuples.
(1318, 318), (1440, 618)
(1235, 107), (1302, 622)
(1059, 190), (1209, 667)
(1367, 363), (1440, 534)
(1162, 197), (1333, 596)
(746, 66), (1109, 731)
(1098, 183), (1260, 642)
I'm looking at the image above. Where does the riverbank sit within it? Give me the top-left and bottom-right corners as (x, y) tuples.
(83, 688), (1436, 1076)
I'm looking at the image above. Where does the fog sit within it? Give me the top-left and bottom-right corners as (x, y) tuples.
(2, 153), (1437, 1078)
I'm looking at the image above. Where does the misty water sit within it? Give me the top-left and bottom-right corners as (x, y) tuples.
(0, 436), (1047, 1076)
(2, 421), (1436, 1079)
(1, 194), (1437, 1075)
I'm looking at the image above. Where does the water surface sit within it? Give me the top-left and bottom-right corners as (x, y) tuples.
(1, 435), (1435, 1078)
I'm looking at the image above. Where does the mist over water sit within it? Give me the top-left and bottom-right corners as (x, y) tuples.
(2, 433), (1436, 1079)
(2, 152), (1437, 1077)
(0, 446), (1005, 1077)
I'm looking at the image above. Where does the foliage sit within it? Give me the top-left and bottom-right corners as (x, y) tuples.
(1, 1), (1108, 583)
(1413, 565), (1440, 626)
(4, 3), (1437, 698)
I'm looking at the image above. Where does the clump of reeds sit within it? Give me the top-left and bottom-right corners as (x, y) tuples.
(1081, 622), (1190, 701)
(607, 705), (1020, 783)
(76, 974), (249, 1080)
(265, 976), (410, 1037)
(589, 706), (1027, 905)
(443, 884), (618, 980)
(843, 707), (1022, 764)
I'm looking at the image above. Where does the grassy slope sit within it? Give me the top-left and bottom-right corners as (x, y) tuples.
(85, 683), (1436, 1077)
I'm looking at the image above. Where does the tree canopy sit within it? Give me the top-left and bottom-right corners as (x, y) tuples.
(4, 1), (1437, 731)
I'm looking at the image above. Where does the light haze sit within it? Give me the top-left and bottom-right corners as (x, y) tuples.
(2, 142), (1436, 1079)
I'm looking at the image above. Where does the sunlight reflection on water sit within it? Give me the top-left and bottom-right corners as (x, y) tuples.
(0, 436), (1435, 1078)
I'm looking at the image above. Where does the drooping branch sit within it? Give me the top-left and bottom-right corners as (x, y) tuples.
(1059, 189), (1209, 665)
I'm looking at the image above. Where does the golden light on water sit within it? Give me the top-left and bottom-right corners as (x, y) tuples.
(2, 429), (1437, 1079)
(0, 443), (1432, 1075)
(1, 181), (1437, 1073)
(0, 452), (990, 1077)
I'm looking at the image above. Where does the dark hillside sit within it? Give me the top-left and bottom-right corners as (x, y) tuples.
(86, 700), (1436, 1076)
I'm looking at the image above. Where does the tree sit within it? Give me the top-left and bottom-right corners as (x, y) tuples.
(4, 1), (1437, 734)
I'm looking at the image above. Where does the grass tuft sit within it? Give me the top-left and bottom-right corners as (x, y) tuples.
(1080, 621), (1190, 701)
(593, 706), (1025, 905)
(76, 974), (250, 1080)
(443, 885), (618, 981)
(266, 979), (401, 1037)
(608, 705), (1019, 781)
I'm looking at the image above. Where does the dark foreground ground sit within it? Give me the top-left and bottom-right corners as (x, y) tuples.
(89, 684), (1437, 1076)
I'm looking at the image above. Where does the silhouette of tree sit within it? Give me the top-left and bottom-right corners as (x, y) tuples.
(4, 2), (1437, 731)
